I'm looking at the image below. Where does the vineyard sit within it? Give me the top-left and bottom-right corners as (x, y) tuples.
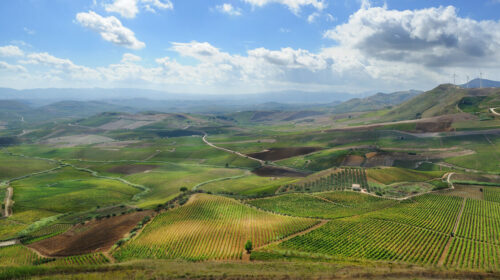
(44, 253), (110, 266)
(114, 193), (318, 261)
(22, 223), (72, 244)
(277, 217), (449, 265)
(364, 194), (463, 233)
(247, 191), (395, 219)
(484, 187), (500, 203)
(0, 245), (45, 267)
(277, 168), (368, 193)
(0, 245), (109, 267)
(456, 199), (500, 244)
(444, 237), (499, 270)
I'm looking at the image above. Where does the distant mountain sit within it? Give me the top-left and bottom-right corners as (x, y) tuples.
(0, 100), (135, 124)
(0, 88), (357, 105)
(382, 84), (500, 121)
(460, 78), (500, 88)
(331, 90), (422, 113)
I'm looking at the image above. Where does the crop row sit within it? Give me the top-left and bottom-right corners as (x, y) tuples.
(279, 218), (449, 265)
(444, 237), (499, 270)
(456, 199), (500, 244)
(483, 187), (500, 203)
(278, 168), (368, 193)
(366, 194), (462, 234)
(114, 194), (317, 261)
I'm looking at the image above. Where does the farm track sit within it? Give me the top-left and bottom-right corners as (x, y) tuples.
(3, 186), (13, 218)
(192, 173), (250, 191)
(490, 107), (500, 116)
(242, 220), (329, 262)
(203, 134), (265, 165)
(438, 197), (466, 266)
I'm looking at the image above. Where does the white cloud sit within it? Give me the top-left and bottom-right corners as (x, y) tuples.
(243, 0), (325, 14)
(4, 4), (500, 94)
(105, 0), (172, 18)
(307, 12), (319, 23)
(279, 27), (291, 33)
(0, 61), (27, 73)
(323, 5), (500, 68)
(23, 27), (35, 35)
(216, 3), (242, 16)
(0, 45), (24, 57)
(105, 0), (139, 18)
(76, 11), (145, 50)
(121, 53), (142, 63)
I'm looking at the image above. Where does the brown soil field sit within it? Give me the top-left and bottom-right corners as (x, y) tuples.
(415, 121), (452, 132)
(248, 147), (322, 161)
(252, 166), (308, 177)
(363, 154), (394, 167)
(342, 155), (365, 166)
(107, 164), (159, 175)
(29, 211), (152, 257)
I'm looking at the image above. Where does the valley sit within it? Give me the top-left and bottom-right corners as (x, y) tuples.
(0, 84), (499, 279)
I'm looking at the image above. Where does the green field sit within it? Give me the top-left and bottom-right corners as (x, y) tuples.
(200, 174), (297, 196)
(247, 191), (395, 219)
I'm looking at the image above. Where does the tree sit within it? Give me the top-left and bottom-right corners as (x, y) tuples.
(180, 186), (188, 192)
(245, 240), (253, 254)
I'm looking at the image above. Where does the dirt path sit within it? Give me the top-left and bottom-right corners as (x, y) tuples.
(143, 150), (161, 161)
(202, 134), (265, 165)
(438, 197), (466, 266)
(0, 239), (20, 248)
(3, 186), (13, 217)
(241, 220), (329, 262)
(490, 107), (500, 116)
(192, 173), (249, 191)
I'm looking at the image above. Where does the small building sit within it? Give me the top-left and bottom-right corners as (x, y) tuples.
(352, 184), (361, 191)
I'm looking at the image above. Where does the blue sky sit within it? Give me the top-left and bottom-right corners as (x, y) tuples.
(1, 0), (500, 94)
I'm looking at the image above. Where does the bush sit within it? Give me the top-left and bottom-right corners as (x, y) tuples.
(245, 240), (253, 254)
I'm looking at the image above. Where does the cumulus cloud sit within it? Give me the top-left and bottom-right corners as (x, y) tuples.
(4, 4), (500, 94)
(243, 0), (325, 15)
(0, 61), (27, 73)
(121, 53), (142, 63)
(76, 11), (145, 50)
(0, 45), (24, 57)
(105, 0), (173, 18)
(323, 5), (500, 68)
(216, 3), (242, 16)
(307, 12), (320, 23)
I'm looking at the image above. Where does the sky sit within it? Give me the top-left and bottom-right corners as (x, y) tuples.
(0, 0), (500, 95)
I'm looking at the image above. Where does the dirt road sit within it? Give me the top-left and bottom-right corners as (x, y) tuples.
(490, 108), (500, 116)
(202, 134), (265, 165)
(3, 186), (13, 218)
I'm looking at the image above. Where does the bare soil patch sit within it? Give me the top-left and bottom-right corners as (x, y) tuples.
(107, 164), (159, 175)
(41, 135), (114, 147)
(248, 147), (322, 161)
(252, 166), (308, 177)
(28, 211), (152, 257)
(342, 155), (365, 166)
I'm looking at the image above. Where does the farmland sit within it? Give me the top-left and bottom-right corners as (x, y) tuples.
(0, 85), (499, 279)
(114, 194), (318, 261)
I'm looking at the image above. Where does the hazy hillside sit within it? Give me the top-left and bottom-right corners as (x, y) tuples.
(460, 78), (500, 88)
(382, 84), (500, 121)
(332, 90), (422, 113)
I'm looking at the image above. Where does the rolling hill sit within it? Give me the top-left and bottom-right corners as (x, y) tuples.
(332, 90), (422, 113)
(381, 84), (500, 121)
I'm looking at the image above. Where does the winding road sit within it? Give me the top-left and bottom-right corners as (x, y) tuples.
(490, 107), (500, 116)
